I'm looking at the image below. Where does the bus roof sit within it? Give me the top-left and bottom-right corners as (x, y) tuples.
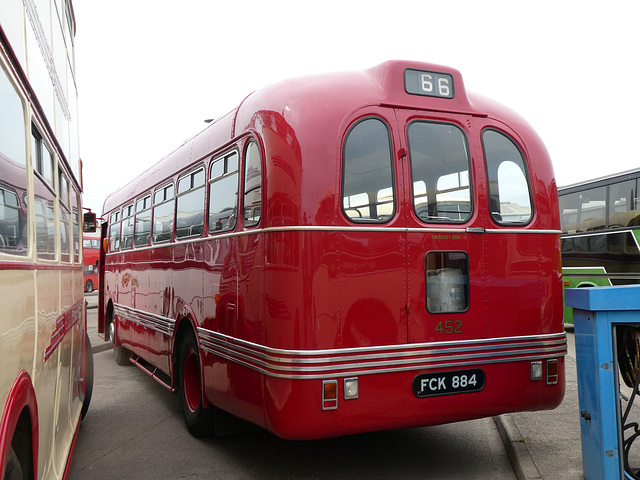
(558, 167), (640, 194)
(102, 60), (537, 215)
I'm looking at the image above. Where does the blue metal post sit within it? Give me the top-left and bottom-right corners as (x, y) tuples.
(566, 285), (640, 480)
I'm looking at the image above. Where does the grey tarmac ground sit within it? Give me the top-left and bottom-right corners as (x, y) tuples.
(82, 293), (600, 479)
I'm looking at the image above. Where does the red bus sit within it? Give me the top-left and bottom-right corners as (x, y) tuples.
(99, 61), (566, 440)
(1, 1), (94, 478)
(82, 233), (100, 293)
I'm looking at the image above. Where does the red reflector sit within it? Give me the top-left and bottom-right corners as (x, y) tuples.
(546, 359), (559, 385)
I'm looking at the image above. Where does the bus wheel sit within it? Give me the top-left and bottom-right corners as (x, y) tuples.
(4, 445), (23, 480)
(178, 330), (214, 437)
(85, 280), (93, 293)
(108, 321), (131, 366)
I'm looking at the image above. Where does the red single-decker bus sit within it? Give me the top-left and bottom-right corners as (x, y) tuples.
(98, 61), (566, 440)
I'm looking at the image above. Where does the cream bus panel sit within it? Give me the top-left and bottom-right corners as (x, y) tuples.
(0, 270), (36, 405)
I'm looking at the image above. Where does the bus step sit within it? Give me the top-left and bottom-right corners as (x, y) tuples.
(130, 354), (175, 393)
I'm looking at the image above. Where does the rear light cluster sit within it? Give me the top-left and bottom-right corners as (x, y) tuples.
(323, 363), (559, 411)
(530, 359), (559, 385)
(322, 378), (359, 411)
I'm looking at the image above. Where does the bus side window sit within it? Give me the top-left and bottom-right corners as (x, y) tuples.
(120, 204), (134, 249)
(243, 141), (262, 226)
(0, 67), (28, 255)
(209, 151), (239, 233)
(109, 210), (120, 252)
(176, 168), (205, 239)
(72, 190), (80, 262)
(134, 195), (152, 247)
(482, 130), (532, 225)
(152, 183), (174, 243)
(0, 183), (28, 255)
(32, 128), (56, 259)
(559, 192), (580, 234)
(577, 187), (606, 232)
(608, 179), (639, 228)
(342, 118), (395, 223)
(59, 171), (70, 261)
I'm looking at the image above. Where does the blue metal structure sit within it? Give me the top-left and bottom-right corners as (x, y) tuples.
(567, 285), (640, 480)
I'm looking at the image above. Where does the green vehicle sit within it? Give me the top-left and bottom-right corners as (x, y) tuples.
(559, 168), (640, 324)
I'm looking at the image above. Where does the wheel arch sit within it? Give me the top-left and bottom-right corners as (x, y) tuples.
(172, 307), (210, 408)
(1, 371), (38, 480)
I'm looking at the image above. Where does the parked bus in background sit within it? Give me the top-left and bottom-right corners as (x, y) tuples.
(559, 168), (640, 323)
(0, 1), (94, 479)
(82, 232), (100, 293)
(99, 60), (566, 440)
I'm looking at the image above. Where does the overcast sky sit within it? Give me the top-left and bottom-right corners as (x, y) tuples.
(73, 0), (640, 215)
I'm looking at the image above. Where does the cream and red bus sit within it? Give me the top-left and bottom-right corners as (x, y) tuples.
(1, 1), (94, 478)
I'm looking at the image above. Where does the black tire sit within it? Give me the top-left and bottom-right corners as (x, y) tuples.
(85, 280), (93, 293)
(178, 330), (215, 437)
(4, 445), (23, 480)
(81, 334), (94, 420)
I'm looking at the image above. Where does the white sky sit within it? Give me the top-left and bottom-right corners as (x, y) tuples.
(73, 0), (640, 215)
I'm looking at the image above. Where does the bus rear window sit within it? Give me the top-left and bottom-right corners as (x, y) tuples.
(342, 118), (395, 223)
(408, 122), (471, 223)
(482, 130), (533, 225)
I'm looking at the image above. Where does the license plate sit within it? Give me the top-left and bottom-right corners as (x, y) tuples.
(412, 369), (486, 398)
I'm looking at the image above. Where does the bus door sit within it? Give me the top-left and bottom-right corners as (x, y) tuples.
(394, 109), (488, 344)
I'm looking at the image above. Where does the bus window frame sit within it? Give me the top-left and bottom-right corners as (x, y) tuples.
(152, 182), (175, 244)
(120, 203), (134, 250)
(208, 149), (239, 234)
(341, 116), (396, 224)
(59, 169), (71, 262)
(406, 119), (472, 224)
(242, 139), (263, 228)
(134, 193), (152, 247)
(109, 209), (120, 252)
(175, 166), (206, 240)
(481, 128), (534, 226)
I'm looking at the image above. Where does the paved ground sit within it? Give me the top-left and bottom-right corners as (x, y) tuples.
(84, 294), (598, 479)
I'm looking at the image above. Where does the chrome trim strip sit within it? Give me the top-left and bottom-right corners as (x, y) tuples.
(198, 330), (566, 357)
(112, 300), (567, 379)
(105, 225), (560, 255)
(485, 228), (561, 234)
(197, 329), (567, 380)
(114, 303), (175, 337)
